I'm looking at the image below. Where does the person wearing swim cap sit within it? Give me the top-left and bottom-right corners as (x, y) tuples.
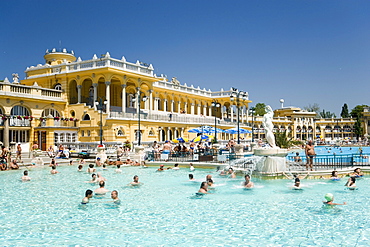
(157, 164), (165, 171)
(323, 193), (346, 205)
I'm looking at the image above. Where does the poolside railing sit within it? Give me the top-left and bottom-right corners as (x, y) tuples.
(286, 153), (370, 170)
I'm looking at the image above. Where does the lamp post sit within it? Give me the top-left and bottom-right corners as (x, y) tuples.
(95, 98), (108, 145)
(230, 88), (248, 144)
(211, 101), (221, 143)
(132, 93), (148, 146)
(249, 107), (256, 143)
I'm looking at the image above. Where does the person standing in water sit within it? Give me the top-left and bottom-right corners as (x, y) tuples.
(243, 174), (254, 188)
(82, 190), (93, 204)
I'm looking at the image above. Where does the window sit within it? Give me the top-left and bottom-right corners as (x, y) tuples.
(54, 83), (62, 91)
(148, 128), (155, 136)
(82, 114), (90, 120)
(11, 105), (30, 116)
(42, 109), (60, 117)
(117, 130), (124, 136)
(87, 130), (91, 137)
(81, 130), (85, 137)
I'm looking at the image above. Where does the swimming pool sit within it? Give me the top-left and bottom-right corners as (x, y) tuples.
(1, 165), (370, 246)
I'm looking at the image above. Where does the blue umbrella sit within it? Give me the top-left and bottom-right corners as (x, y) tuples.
(224, 127), (252, 134)
(188, 126), (217, 134)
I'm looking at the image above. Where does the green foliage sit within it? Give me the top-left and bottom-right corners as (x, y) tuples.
(354, 117), (363, 138)
(254, 103), (266, 116)
(303, 103), (320, 114)
(340, 103), (350, 118)
(319, 109), (336, 118)
(350, 105), (369, 119)
(274, 130), (293, 149)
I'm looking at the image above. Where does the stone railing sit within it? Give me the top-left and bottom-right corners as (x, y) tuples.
(109, 111), (248, 127)
(9, 118), (31, 127)
(26, 55), (155, 78)
(0, 82), (64, 101)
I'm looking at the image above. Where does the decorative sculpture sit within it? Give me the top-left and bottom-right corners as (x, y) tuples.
(262, 105), (276, 148)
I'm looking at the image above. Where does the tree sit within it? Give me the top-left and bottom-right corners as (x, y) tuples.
(254, 103), (266, 116)
(319, 110), (336, 118)
(340, 103), (350, 118)
(350, 105), (369, 119)
(303, 103), (320, 114)
(274, 130), (293, 148)
(350, 105), (368, 139)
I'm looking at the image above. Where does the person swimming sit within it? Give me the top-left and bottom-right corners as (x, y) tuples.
(157, 164), (165, 171)
(78, 165), (83, 172)
(189, 174), (196, 181)
(323, 193), (346, 206)
(352, 168), (364, 178)
(50, 165), (59, 174)
(227, 167), (236, 178)
(115, 164), (122, 173)
(345, 176), (357, 190)
(198, 181), (208, 194)
(21, 170), (31, 181)
(87, 164), (96, 173)
(87, 173), (98, 183)
(330, 171), (340, 181)
(81, 189), (93, 204)
(130, 175), (142, 186)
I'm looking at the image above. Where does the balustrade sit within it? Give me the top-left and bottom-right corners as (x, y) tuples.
(9, 118), (31, 127)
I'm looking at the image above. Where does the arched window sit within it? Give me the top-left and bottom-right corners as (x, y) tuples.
(11, 105), (30, 116)
(148, 128), (155, 136)
(117, 130), (124, 136)
(82, 114), (90, 120)
(42, 109), (61, 117)
(87, 130), (91, 137)
(54, 83), (62, 91)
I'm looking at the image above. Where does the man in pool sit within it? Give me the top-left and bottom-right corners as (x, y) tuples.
(157, 164), (165, 171)
(189, 174), (196, 181)
(305, 140), (316, 171)
(206, 174), (214, 184)
(87, 164), (96, 173)
(323, 193), (346, 206)
(130, 175), (141, 186)
(243, 174), (254, 188)
(82, 189), (93, 204)
(115, 164), (122, 173)
(51, 165), (59, 174)
(111, 190), (121, 204)
(198, 181), (209, 194)
(21, 170), (31, 181)
(94, 181), (110, 195)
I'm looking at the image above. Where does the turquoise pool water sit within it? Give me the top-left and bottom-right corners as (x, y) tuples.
(288, 146), (370, 157)
(1, 165), (370, 246)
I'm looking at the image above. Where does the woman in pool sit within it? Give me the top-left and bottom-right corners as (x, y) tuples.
(330, 171), (340, 181)
(198, 181), (209, 194)
(227, 167), (236, 178)
(323, 193), (346, 206)
(283, 172), (309, 189)
(351, 168), (364, 178)
(345, 176), (356, 190)
(77, 165), (83, 172)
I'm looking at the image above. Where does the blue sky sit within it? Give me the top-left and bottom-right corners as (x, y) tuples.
(1, 0), (370, 115)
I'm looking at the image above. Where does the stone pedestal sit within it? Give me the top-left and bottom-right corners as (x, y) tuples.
(234, 144), (244, 154)
(255, 156), (287, 173)
(96, 146), (107, 163)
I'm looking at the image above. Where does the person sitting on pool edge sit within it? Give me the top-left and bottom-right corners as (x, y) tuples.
(351, 168), (364, 178)
(243, 174), (254, 188)
(345, 176), (357, 190)
(323, 193), (346, 206)
(94, 181), (110, 195)
(82, 189), (93, 204)
(198, 181), (209, 194)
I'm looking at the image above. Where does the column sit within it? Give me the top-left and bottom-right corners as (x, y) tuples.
(154, 98), (159, 111)
(164, 99), (168, 112)
(77, 85), (82, 104)
(184, 102), (187, 114)
(177, 101), (181, 113)
(197, 104), (201, 115)
(170, 100), (174, 112)
(208, 106), (212, 116)
(241, 106), (244, 124)
(203, 105), (207, 116)
(4, 118), (9, 148)
(93, 83), (98, 110)
(148, 90), (153, 114)
(191, 103), (195, 115)
(230, 106), (234, 122)
(121, 84), (126, 114)
(105, 81), (111, 113)
(221, 105), (224, 120)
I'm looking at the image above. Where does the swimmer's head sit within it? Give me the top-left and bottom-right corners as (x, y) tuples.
(92, 173), (96, 178)
(245, 174), (250, 180)
(200, 181), (208, 189)
(354, 168), (361, 173)
(97, 157), (100, 160)
(160, 164), (164, 167)
(78, 165), (83, 169)
(24, 170), (28, 175)
(133, 175), (139, 182)
(117, 164), (121, 168)
(99, 181), (105, 187)
(189, 174), (194, 179)
(331, 171), (337, 176)
(325, 193), (334, 202)
(85, 189), (93, 197)
(111, 190), (118, 199)
(174, 163), (179, 167)
(89, 164), (94, 168)
(103, 164), (106, 168)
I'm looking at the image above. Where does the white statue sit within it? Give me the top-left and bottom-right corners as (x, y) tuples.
(170, 77), (180, 86)
(12, 73), (19, 83)
(262, 105), (276, 148)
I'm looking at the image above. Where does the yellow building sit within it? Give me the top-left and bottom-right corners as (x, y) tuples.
(251, 106), (356, 143)
(0, 48), (252, 151)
